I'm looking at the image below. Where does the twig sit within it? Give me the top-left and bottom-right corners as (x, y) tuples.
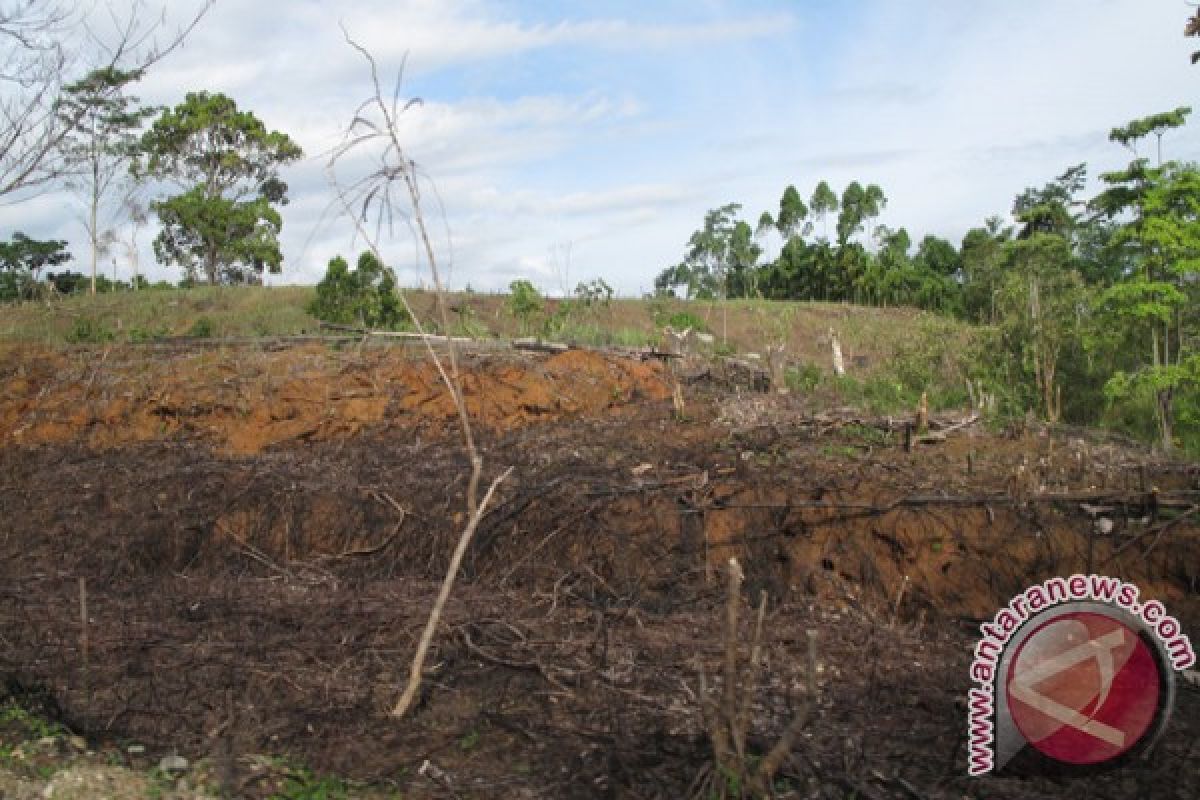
(722, 558), (745, 762)
(78, 577), (89, 707)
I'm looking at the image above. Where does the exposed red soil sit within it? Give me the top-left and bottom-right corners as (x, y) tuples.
(0, 342), (1197, 799)
(0, 344), (671, 454)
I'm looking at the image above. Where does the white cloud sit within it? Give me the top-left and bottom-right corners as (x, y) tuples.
(2, 0), (1197, 296)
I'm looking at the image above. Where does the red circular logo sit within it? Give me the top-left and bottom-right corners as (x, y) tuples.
(1005, 611), (1161, 765)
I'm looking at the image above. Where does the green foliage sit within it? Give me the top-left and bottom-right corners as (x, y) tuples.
(271, 766), (350, 800)
(0, 232), (71, 302)
(66, 316), (116, 343)
(507, 279), (543, 334)
(656, 203), (760, 299)
(188, 316), (215, 338)
(573, 277), (613, 307)
(660, 310), (709, 333)
(785, 363), (822, 392)
(134, 91), (303, 285)
(0, 701), (63, 741)
(308, 252), (410, 330)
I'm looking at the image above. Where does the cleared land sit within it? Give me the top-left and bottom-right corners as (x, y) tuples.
(0, 310), (1196, 798)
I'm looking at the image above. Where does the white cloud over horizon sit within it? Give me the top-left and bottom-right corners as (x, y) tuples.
(1, 0), (1197, 295)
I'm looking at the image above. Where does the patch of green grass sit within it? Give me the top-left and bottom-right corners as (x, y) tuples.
(0, 701), (62, 740)
(187, 316), (215, 338)
(785, 363), (823, 393)
(458, 728), (480, 753)
(271, 766), (351, 800)
(66, 316), (116, 344)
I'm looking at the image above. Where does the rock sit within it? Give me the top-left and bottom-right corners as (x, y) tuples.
(158, 755), (189, 774)
(125, 745), (145, 755)
(66, 737), (87, 753)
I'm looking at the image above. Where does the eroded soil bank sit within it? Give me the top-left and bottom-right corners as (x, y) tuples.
(1, 343), (1197, 798)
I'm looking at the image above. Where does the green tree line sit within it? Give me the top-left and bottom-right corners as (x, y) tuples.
(659, 108), (1200, 453)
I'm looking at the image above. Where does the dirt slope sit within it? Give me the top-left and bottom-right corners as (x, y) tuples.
(0, 342), (1197, 799)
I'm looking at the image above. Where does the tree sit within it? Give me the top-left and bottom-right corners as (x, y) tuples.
(1092, 162), (1200, 450)
(1089, 110), (1199, 450)
(861, 183), (887, 250)
(1013, 163), (1088, 240)
(134, 91), (303, 284)
(996, 233), (1085, 423)
(0, 1), (212, 200)
(837, 181), (866, 245)
(57, 66), (157, 294)
(810, 180), (838, 242)
(727, 219), (763, 298)
(0, 231), (70, 300)
(656, 203), (746, 300)
(775, 185), (809, 241)
(914, 235), (960, 278)
(960, 217), (1013, 322)
(835, 182), (885, 247)
(1109, 107), (1191, 165)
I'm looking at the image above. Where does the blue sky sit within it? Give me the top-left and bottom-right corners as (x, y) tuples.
(2, 0), (1198, 294)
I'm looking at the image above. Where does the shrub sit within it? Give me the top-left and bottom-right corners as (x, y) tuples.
(662, 310), (709, 333)
(507, 279), (543, 334)
(188, 317), (215, 338)
(308, 251), (411, 331)
(66, 317), (116, 343)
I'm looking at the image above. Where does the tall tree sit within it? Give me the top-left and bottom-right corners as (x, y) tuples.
(1109, 107), (1191, 166)
(861, 183), (887, 251)
(727, 219), (762, 298)
(1090, 109), (1199, 450)
(775, 185), (809, 241)
(57, 66), (156, 294)
(837, 181), (866, 245)
(1013, 163), (1087, 240)
(997, 234), (1085, 423)
(134, 91), (303, 284)
(960, 217), (1013, 322)
(810, 180), (838, 242)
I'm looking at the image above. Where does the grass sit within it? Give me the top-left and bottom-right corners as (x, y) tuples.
(0, 285), (319, 344)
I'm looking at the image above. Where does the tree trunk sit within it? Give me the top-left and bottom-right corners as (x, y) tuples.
(89, 162), (99, 296)
(1158, 387), (1174, 452)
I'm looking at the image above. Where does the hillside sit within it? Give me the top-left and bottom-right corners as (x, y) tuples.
(0, 287), (977, 416)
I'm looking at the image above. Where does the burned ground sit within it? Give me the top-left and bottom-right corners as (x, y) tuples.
(0, 342), (1197, 798)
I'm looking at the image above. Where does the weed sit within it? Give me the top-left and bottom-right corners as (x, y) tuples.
(458, 728), (480, 752)
(127, 325), (168, 343)
(0, 701), (62, 740)
(271, 766), (350, 800)
(66, 316), (115, 344)
(785, 363), (822, 392)
(661, 310), (709, 332)
(188, 316), (215, 338)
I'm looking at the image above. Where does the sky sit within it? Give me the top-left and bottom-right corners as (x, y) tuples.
(2, 0), (1198, 295)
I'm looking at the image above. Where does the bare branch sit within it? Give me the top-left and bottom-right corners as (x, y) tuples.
(0, 0), (213, 201)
